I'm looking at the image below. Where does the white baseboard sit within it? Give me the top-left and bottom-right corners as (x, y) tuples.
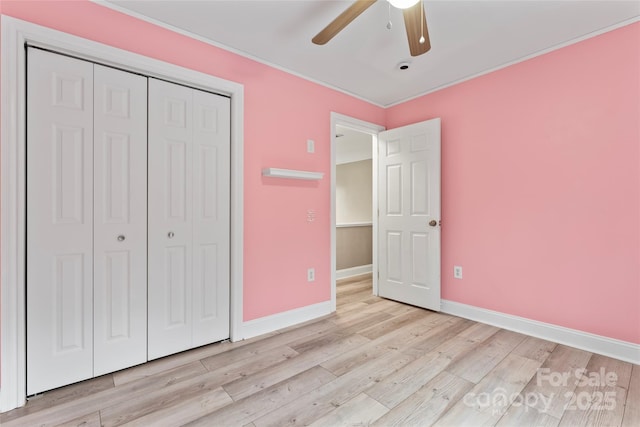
(336, 264), (373, 280)
(235, 301), (332, 341)
(441, 300), (640, 365)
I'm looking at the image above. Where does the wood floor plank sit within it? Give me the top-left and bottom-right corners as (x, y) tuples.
(273, 313), (335, 334)
(511, 335), (558, 363)
(360, 297), (398, 311)
(335, 292), (372, 307)
(319, 338), (407, 378)
(622, 365), (640, 427)
(456, 321), (501, 341)
(372, 371), (474, 426)
(335, 280), (372, 295)
(197, 318), (334, 370)
(184, 366), (337, 427)
(330, 311), (396, 337)
(55, 411), (102, 427)
(385, 312), (468, 347)
(100, 377), (230, 426)
(333, 301), (368, 315)
(365, 326), (485, 409)
(516, 344), (593, 418)
(119, 387), (233, 426)
(0, 375), (114, 423)
(222, 334), (370, 401)
(200, 345), (299, 384)
(557, 354), (632, 427)
(329, 304), (393, 326)
(427, 322), (497, 361)
(335, 289), (372, 303)
(357, 308), (433, 340)
(496, 403), (561, 427)
(252, 349), (417, 427)
(359, 294), (387, 305)
(111, 343), (232, 386)
(380, 301), (422, 316)
(434, 353), (542, 426)
(400, 316), (479, 358)
(445, 329), (527, 383)
(288, 331), (357, 354)
(366, 349), (459, 410)
(319, 312), (452, 377)
(1, 361), (208, 427)
(308, 392), (388, 427)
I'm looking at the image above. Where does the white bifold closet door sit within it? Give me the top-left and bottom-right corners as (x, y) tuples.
(27, 48), (147, 395)
(92, 65), (148, 376)
(147, 78), (230, 360)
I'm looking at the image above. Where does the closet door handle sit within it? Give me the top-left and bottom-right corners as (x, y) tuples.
(168, 231), (175, 239)
(117, 235), (126, 242)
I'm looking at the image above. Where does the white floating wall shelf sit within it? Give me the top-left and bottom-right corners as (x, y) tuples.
(262, 168), (324, 181)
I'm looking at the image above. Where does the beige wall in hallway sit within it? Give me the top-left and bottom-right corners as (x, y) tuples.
(336, 159), (372, 224)
(336, 159), (372, 270)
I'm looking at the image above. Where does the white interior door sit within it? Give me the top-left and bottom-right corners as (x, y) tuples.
(26, 48), (94, 395)
(148, 79), (230, 359)
(148, 78), (194, 359)
(378, 118), (441, 311)
(93, 64), (148, 375)
(191, 89), (231, 346)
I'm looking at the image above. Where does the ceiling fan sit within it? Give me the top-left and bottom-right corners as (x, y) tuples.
(312, 0), (431, 56)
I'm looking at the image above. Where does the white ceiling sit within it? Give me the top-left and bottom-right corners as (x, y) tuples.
(102, 0), (640, 107)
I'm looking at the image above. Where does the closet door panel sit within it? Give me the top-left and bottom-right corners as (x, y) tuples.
(148, 78), (194, 359)
(27, 48), (94, 395)
(192, 90), (230, 346)
(93, 64), (148, 375)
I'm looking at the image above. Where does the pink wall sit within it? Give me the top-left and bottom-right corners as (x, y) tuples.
(387, 23), (640, 344)
(0, 0), (385, 321)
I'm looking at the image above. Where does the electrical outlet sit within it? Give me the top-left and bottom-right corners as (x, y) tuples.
(307, 268), (315, 282)
(453, 265), (463, 279)
(307, 139), (315, 153)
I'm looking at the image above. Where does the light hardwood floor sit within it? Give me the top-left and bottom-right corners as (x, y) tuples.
(2, 274), (639, 426)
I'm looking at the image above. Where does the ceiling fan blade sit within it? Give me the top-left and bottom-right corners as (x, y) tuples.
(312, 0), (377, 45)
(403, 1), (431, 56)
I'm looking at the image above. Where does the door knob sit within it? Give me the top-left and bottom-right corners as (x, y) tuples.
(429, 220), (437, 227)
(168, 231), (175, 238)
(117, 235), (126, 242)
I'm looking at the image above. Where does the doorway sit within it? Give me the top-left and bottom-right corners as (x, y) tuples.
(330, 113), (385, 311)
(335, 125), (374, 280)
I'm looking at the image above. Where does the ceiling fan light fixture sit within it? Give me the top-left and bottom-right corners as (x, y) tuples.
(388, 0), (420, 10)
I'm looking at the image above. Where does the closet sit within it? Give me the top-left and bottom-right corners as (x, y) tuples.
(26, 48), (230, 395)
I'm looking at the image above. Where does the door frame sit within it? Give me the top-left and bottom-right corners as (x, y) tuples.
(330, 112), (385, 311)
(0, 16), (244, 411)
